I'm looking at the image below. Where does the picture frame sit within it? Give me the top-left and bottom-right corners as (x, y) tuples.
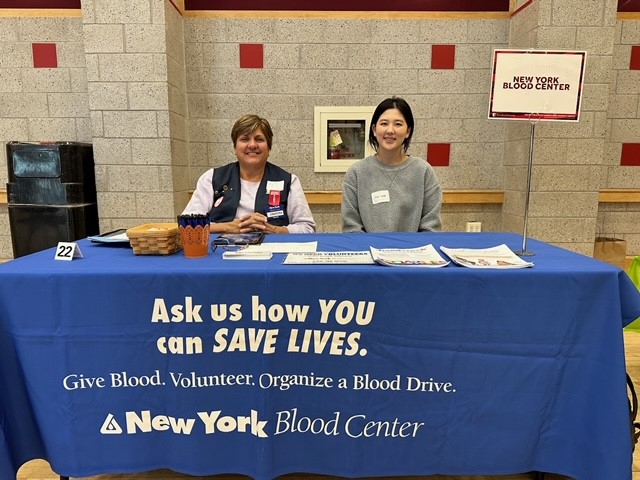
(314, 106), (376, 172)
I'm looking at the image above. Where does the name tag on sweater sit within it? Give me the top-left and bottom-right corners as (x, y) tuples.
(266, 180), (284, 193)
(371, 190), (390, 204)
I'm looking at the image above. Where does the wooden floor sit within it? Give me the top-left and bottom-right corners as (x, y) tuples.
(16, 331), (640, 480)
(13, 464), (574, 480)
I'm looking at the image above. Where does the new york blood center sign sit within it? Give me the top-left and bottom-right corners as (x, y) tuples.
(489, 49), (587, 121)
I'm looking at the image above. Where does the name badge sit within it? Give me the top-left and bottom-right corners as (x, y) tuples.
(371, 190), (390, 205)
(266, 180), (284, 194)
(265, 206), (285, 219)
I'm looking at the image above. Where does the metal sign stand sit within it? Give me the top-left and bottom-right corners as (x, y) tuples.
(515, 114), (539, 257)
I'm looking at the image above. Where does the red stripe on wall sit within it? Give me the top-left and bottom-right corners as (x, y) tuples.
(1, 0), (632, 13)
(185, 0), (509, 11)
(618, 0), (640, 12)
(511, 0), (534, 17)
(0, 0), (80, 7)
(168, 0), (181, 14)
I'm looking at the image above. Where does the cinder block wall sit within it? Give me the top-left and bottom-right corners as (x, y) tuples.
(599, 15), (640, 255)
(184, 15), (509, 234)
(0, 1), (638, 259)
(0, 14), (90, 259)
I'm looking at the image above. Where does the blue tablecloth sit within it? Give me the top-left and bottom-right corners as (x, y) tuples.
(1, 232), (640, 480)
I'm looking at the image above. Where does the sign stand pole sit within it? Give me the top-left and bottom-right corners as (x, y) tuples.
(488, 49), (587, 257)
(515, 114), (539, 257)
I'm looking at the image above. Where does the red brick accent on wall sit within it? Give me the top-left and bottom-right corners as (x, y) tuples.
(631, 45), (640, 70)
(431, 45), (456, 70)
(427, 143), (451, 167)
(239, 44), (264, 69)
(621, 143), (640, 166)
(32, 43), (57, 68)
(511, 0), (534, 16)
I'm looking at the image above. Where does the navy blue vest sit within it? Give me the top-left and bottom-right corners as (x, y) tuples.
(210, 162), (291, 226)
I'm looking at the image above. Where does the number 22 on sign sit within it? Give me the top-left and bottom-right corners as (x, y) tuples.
(54, 242), (84, 261)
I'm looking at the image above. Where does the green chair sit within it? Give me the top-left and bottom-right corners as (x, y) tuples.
(625, 256), (640, 332)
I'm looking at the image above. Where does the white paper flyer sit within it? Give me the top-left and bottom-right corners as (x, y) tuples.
(439, 244), (534, 269)
(283, 252), (374, 265)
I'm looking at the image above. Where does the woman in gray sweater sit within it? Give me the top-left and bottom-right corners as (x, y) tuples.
(341, 97), (443, 233)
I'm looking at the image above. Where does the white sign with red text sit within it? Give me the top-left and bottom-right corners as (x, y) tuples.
(489, 49), (587, 121)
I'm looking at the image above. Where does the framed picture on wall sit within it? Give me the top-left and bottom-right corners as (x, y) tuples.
(314, 106), (375, 172)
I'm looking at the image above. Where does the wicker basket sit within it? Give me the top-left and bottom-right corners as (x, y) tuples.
(126, 223), (182, 255)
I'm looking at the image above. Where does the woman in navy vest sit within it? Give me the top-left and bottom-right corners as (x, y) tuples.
(183, 115), (316, 234)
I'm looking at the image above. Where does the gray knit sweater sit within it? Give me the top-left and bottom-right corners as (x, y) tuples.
(341, 155), (442, 233)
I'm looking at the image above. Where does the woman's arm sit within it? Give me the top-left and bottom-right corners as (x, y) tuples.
(183, 168), (245, 233)
(182, 169), (214, 215)
(284, 175), (316, 234)
(419, 166), (443, 232)
(341, 169), (366, 233)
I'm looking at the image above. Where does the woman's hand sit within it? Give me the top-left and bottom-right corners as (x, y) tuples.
(209, 216), (287, 234)
(209, 219), (242, 234)
(238, 213), (287, 234)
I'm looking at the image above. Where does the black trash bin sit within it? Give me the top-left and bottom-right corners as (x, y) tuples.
(6, 142), (100, 258)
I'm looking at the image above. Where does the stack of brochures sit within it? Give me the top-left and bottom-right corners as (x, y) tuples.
(439, 244), (534, 268)
(280, 243), (533, 268)
(370, 245), (449, 267)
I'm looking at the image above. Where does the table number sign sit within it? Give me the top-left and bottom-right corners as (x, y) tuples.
(54, 241), (84, 261)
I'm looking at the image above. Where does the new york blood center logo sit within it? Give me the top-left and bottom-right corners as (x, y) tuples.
(502, 76), (570, 91)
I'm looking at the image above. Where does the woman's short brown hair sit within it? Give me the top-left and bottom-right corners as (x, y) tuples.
(231, 114), (274, 149)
